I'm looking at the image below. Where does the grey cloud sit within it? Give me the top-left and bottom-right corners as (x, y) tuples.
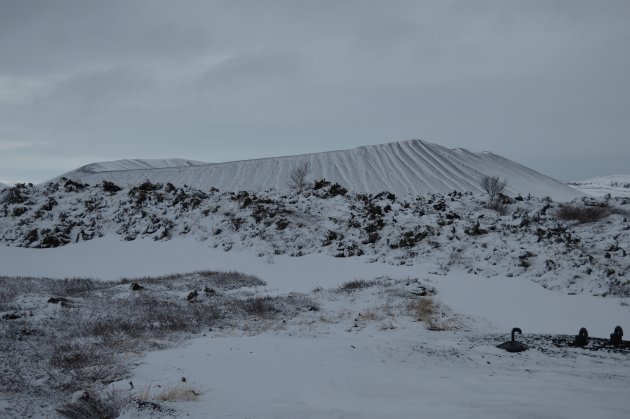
(0, 0), (214, 74)
(199, 50), (304, 88)
(0, 0), (629, 183)
(45, 67), (157, 112)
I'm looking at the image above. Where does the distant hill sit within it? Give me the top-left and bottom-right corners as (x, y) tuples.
(53, 140), (583, 201)
(568, 175), (630, 198)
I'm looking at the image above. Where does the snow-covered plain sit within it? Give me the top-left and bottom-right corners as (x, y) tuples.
(1, 237), (627, 337)
(55, 140), (583, 201)
(569, 174), (630, 198)
(1, 237), (629, 418)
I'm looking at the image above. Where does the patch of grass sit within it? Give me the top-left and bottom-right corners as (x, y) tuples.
(338, 279), (376, 292)
(237, 296), (281, 317)
(359, 309), (381, 321)
(408, 297), (460, 331)
(408, 298), (435, 323)
(0, 270), (297, 416)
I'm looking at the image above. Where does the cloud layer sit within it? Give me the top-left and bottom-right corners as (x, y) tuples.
(1, 0), (629, 183)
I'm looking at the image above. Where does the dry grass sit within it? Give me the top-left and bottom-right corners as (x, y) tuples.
(0, 270), (314, 416)
(237, 296), (280, 317)
(408, 297), (460, 331)
(338, 279), (376, 292)
(408, 298), (435, 323)
(56, 390), (128, 419)
(359, 309), (381, 321)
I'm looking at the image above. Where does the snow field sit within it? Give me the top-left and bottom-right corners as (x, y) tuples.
(1, 238), (629, 418)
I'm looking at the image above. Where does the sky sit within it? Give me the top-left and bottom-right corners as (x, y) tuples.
(0, 0), (629, 184)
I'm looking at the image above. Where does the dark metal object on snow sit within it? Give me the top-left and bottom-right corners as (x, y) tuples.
(497, 327), (529, 352)
(574, 327), (589, 347)
(610, 326), (624, 346)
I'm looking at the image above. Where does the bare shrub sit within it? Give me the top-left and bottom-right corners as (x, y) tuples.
(288, 161), (311, 194)
(480, 175), (507, 211)
(556, 204), (610, 223)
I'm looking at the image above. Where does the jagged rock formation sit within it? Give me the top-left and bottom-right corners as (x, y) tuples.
(1, 179), (627, 296)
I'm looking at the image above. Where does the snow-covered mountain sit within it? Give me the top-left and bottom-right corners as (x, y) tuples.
(54, 140), (583, 201)
(569, 174), (630, 198)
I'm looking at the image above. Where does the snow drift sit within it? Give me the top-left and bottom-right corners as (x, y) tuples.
(55, 140), (582, 201)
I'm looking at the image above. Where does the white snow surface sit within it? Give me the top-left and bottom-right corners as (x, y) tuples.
(569, 174), (630, 198)
(55, 140), (583, 200)
(122, 329), (629, 419)
(2, 237), (629, 418)
(1, 238), (629, 418)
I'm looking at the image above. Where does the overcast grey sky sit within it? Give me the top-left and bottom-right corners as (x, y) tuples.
(0, 0), (628, 184)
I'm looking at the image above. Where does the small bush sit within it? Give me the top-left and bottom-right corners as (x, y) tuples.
(556, 205), (610, 223)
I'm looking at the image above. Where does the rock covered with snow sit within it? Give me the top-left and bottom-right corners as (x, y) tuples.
(1, 178), (628, 296)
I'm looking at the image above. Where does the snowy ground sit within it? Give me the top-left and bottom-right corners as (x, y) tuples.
(1, 238), (629, 418)
(122, 328), (630, 419)
(569, 174), (630, 198)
